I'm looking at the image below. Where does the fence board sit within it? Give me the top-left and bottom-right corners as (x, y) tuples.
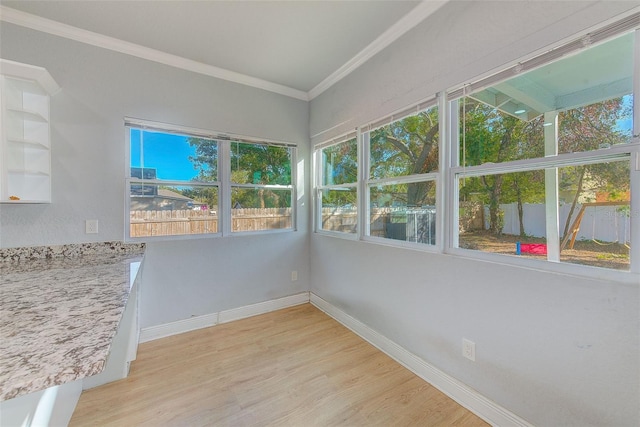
(130, 208), (292, 237)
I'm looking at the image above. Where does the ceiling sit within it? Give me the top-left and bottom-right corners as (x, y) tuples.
(470, 32), (633, 120)
(0, 1), (448, 100)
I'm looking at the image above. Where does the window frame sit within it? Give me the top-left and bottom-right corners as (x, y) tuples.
(360, 100), (441, 250)
(228, 139), (297, 235)
(446, 27), (638, 278)
(314, 132), (360, 239)
(125, 118), (297, 242)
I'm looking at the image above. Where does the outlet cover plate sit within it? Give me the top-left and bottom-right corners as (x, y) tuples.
(85, 219), (99, 234)
(462, 338), (476, 361)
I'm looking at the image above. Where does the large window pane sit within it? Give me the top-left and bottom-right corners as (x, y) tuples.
(370, 106), (439, 180)
(461, 33), (633, 166)
(458, 171), (546, 256)
(320, 188), (357, 234)
(231, 187), (292, 232)
(231, 142), (291, 185)
(370, 181), (436, 244)
(128, 128), (219, 239)
(559, 160), (630, 271)
(130, 129), (218, 181)
(321, 138), (358, 186)
(458, 102), (544, 166)
(130, 184), (218, 238)
(457, 159), (631, 271)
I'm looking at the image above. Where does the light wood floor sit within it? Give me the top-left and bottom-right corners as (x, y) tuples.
(70, 304), (488, 426)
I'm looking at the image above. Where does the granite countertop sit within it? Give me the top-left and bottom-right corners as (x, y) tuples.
(0, 243), (144, 401)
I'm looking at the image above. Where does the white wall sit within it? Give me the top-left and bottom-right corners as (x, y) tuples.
(0, 23), (310, 328)
(310, 2), (639, 426)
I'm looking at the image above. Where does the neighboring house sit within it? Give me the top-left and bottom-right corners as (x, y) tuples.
(130, 188), (205, 211)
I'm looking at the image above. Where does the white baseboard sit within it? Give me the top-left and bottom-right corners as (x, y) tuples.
(219, 292), (310, 324)
(139, 292), (309, 343)
(310, 293), (533, 427)
(139, 312), (219, 343)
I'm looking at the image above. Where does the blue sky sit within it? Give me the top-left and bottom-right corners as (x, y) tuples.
(130, 129), (200, 181)
(131, 94), (633, 182)
(615, 94), (634, 134)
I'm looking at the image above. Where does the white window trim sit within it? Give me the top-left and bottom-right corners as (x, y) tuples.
(361, 103), (441, 250)
(315, 134), (360, 239)
(450, 147), (635, 178)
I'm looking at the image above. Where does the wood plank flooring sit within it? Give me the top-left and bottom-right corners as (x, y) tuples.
(70, 304), (489, 426)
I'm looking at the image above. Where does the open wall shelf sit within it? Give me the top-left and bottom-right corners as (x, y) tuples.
(1, 59), (59, 203)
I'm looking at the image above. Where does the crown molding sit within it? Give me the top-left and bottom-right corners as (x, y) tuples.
(0, 6), (310, 101)
(1, 2), (448, 103)
(307, 1), (448, 100)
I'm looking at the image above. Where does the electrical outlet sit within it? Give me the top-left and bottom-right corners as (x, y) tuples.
(291, 270), (298, 281)
(462, 338), (476, 361)
(85, 219), (99, 234)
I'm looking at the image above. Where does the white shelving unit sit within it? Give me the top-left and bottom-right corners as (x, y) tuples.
(0, 59), (60, 203)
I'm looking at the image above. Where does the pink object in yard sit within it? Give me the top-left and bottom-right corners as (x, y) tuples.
(516, 242), (547, 255)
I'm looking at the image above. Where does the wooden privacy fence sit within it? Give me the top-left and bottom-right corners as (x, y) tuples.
(130, 208), (291, 237)
(232, 208), (292, 232)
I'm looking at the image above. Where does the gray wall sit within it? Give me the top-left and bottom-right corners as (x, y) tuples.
(2, 2), (639, 426)
(0, 23), (310, 328)
(310, 1), (639, 426)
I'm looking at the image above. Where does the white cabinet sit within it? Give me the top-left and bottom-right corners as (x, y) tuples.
(0, 59), (59, 203)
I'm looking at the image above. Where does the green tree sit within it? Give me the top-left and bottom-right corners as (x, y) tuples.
(369, 108), (439, 207)
(180, 137), (219, 209)
(558, 98), (631, 242)
(186, 138), (292, 209)
(230, 142), (291, 208)
(321, 138), (358, 207)
(459, 101), (530, 234)
(459, 96), (629, 237)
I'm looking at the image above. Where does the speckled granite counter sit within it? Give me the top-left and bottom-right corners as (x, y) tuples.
(0, 242), (144, 401)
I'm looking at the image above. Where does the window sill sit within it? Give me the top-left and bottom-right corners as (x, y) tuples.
(125, 232), (222, 244)
(315, 229), (359, 241)
(446, 246), (638, 286)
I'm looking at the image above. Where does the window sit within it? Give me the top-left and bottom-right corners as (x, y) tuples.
(127, 127), (219, 239)
(126, 120), (296, 240)
(315, 135), (358, 234)
(452, 31), (635, 271)
(230, 141), (294, 232)
(312, 16), (638, 276)
(364, 104), (439, 246)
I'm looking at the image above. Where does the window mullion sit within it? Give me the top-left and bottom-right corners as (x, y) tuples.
(544, 111), (561, 262)
(291, 148), (298, 232)
(127, 178), (219, 187)
(230, 183), (292, 190)
(448, 98), (460, 250)
(453, 149), (633, 178)
(219, 139), (231, 237)
(367, 173), (439, 187)
(360, 129), (369, 238)
(630, 28), (640, 274)
(437, 91), (447, 252)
